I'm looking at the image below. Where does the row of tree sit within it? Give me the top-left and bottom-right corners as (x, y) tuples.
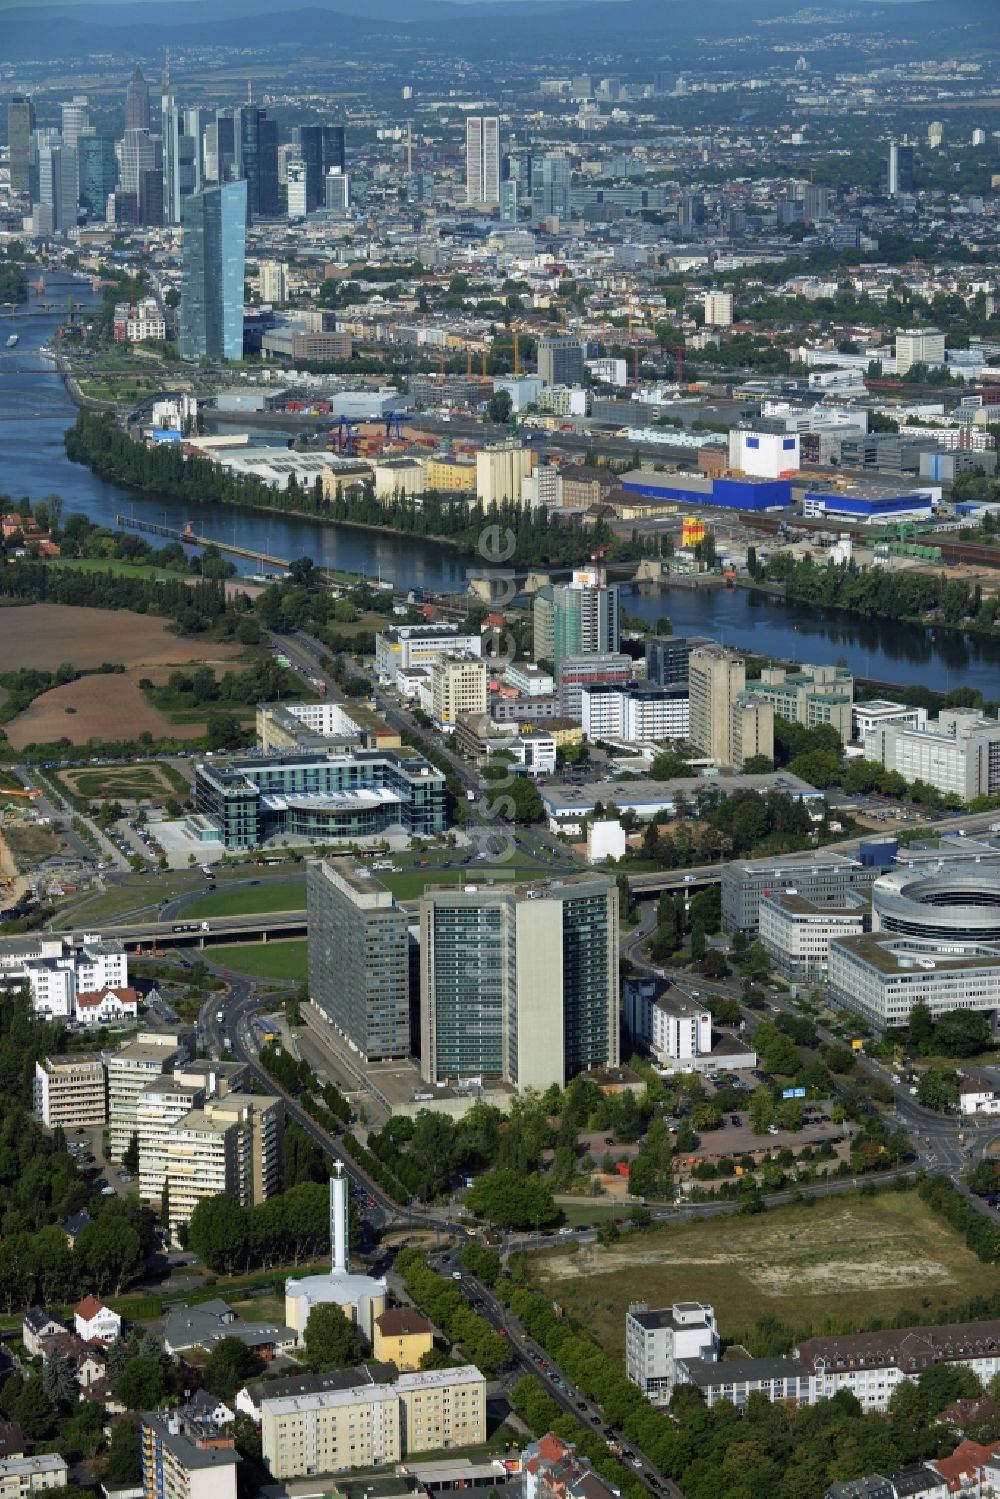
(396, 1249), (510, 1377)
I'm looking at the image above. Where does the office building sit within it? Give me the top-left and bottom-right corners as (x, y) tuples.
(8, 95), (35, 195)
(645, 635), (712, 689)
(164, 1093), (283, 1235)
(533, 569), (620, 675)
(375, 625), (482, 681)
(60, 95), (89, 153)
(759, 889), (870, 981)
(141, 1406), (239, 1499)
(895, 328), (945, 376)
(750, 663), (854, 744)
(235, 105), (279, 221)
(125, 63), (150, 132)
(161, 91), (198, 225)
(623, 982), (714, 1069)
(688, 645), (773, 770)
(119, 127), (156, 195)
(557, 652), (633, 721)
(532, 152), (571, 223)
(258, 260), (287, 304)
(261, 1363), (486, 1480)
(106, 1027), (192, 1160)
(285, 1167), (387, 1343)
(722, 850), (878, 934)
(465, 116), (500, 205)
(581, 683), (688, 744)
(307, 858), (410, 1062)
(863, 709), (1000, 802)
(299, 124), (346, 211)
(419, 874), (618, 1091)
(195, 747), (446, 848)
(703, 290), (734, 328)
(36, 140), (78, 234)
(625, 1303), (719, 1402)
(882, 138), (914, 198)
(324, 168), (350, 213)
(179, 181), (247, 362)
(286, 158), (308, 217)
(33, 1054), (106, 1130)
(429, 654), (489, 730)
(537, 336), (585, 388)
(476, 439), (534, 505)
(78, 136), (117, 220)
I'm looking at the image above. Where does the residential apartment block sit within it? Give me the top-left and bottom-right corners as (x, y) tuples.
(261, 1365), (486, 1480)
(750, 663), (854, 744)
(580, 682), (688, 744)
(33, 1054), (106, 1130)
(164, 1094), (283, 1236)
(625, 1302), (719, 1402)
(0, 1455), (68, 1497)
(688, 645), (773, 770)
(428, 654), (489, 731)
(141, 1406), (239, 1499)
(107, 1029), (193, 1161)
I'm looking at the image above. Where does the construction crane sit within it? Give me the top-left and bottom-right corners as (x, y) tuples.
(385, 412), (405, 440)
(590, 542), (611, 589)
(337, 417), (359, 455)
(466, 348), (473, 378)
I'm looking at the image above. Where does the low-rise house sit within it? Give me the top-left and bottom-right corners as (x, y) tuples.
(523, 1433), (620, 1499)
(21, 1309), (67, 1358)
(936, 1396), (1000, 1433)
(0, 1453), (68, 1496)
(60, 1212), (92, 1248)
(929, 1439), (1000, 1495)
(959, 1078), (1000, 1117)
(74, 1296), (121, 1345)
(163, 1299), (297, 1360)
(372, 1308), (434, 1372)
(75, 986), (139, 1028)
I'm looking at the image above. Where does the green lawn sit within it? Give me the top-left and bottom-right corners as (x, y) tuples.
(529, 1189), (1000, 1350)
(52, 558), (192, 582)
(184, 879), (307, 918)
(210, 940), (308, 982)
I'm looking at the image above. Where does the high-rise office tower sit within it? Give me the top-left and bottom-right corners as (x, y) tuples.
(299, 123), (345, 211)
(119, 127), (156, 194)
(307, 858), (411, 1062)
(419, 874), (619, 1091)
(533, 568), (620, 674)
(500, 178), (518, 223)
(138, 168), (164, 228)
(78, 137), (117, 219)
(236, 105), (279, 222)
(37, 139), (78, 233)
(179, 180), (247, 363)
(183, 108), (206, 191)
(8, 95), (35, 195)
(162, 98), (198, 225)
(324, 168), (350, 214)
(536, 335), (585, 388)
(286, 158), (307, 217)
(125, 64), (150, 132)
(531, 152), (571, 224)
(882, 138), (914, 198)
(60, 96), (89, 152)
(465, 116), (500, 205)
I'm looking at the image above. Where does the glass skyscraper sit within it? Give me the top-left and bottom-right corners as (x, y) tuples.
(8, 95), (35, 195)
(179, 180), (247, 362)
(78, 137), (117, 220)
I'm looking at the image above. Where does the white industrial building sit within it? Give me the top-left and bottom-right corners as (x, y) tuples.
(728, 428), (800, 478)
(852, 700), (929, 742)
(375, 625), (482, 683)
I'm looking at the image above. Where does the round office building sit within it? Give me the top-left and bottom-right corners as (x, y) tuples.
(873, 864), (1000, 945)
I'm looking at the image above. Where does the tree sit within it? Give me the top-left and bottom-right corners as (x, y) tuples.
(117, 1356), (168, 1411)
(203, 1337), (260, 1400)
(465, 1169), (559, 1230)
(742, 754), (774, 774)
(907, 997), (934, 1052)
(934, 1010), (991, 1058)
(122, 1132), (140, 1174)
(187, 1193), (249, 1273)
(303, 1303), (364, 1371)
(488, 390), (513, 424)
(75, 1214), (142, 1294)
(106, 1419), (142, 1485)
(917, 1067), (960, 1113)
(701, 950), (729, 980)
(41, 1350), (75, 1411)
(15, 1375), (53, 1440)
(749, 1086), (775, 1134)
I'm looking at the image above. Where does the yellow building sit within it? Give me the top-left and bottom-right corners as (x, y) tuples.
(426, 457), (477, 493)
(372, 1307), (434, 1371)
(681, 516), (707, 547)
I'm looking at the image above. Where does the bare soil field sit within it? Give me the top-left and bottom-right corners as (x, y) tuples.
(0, 603), (244, 672)
(5, 676), (208, 748)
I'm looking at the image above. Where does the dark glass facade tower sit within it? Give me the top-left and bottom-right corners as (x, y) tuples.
(78, 136), (117, 219)
(299, 124), (346, 212)
(179, 180), (247, 362)
(8, 95), (35, 195)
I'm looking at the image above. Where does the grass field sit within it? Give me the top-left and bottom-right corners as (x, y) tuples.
(52, 558), (192, 582)
(210, 940), (308, 982)
(529, 1190), (1000, 1348)
(57, 761), (189, 805)
(3, 820), (69, 869)
(184, 879), (306, 918)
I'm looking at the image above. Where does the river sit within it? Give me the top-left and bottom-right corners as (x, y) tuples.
(2, 277), (999, 694)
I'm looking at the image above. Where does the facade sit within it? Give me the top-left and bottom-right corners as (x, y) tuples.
(465, 116), (500, 205)
(0, 1455), (68, 1497)
(419, 874), (619, 1091)
(703, 290), (734, 328)
(863, 710), (1000, 802)
(136, 1077), (205, 1205)
(533, 569), (621, 675)
(624, 1302), (719, 1402)
(896, 329), (945, 375)
(722, 851), (877, 934)
(194, 749), (446, 848)
(307, 858), (411, 1062)
(559, 651), (632, 723)
(78, 136), (117, 219)
(164, 1094), (284, 1235)
(476, 440), (534, 506)
(107, 1032), (191, 1160)
(828, 933), (1000, 1032)
(179, 181), (247, 362)
(580, 683), (688, 744)
(537, 337), (586, 388)
(141, 1406), (239, 1499)
(372, 1309), (434, 1372)
(751, 664), (854, 744)
(623, 982), (712, 1067)
(261, 1365), (486, 1480)
(33, 1054), (106, 1129)
(8, 96), (35, 195)
(729, 428), (801, 478)
(759, 889), (869, 980)
(428, 655), (489, 730)
(645, 634), (712, 689)
(688, 645), (774, 769)
(375, 625), (482, 681)
(797, 1319), (1000, 1413)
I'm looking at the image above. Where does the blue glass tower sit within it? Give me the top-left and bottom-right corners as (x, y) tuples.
(179, 180), (246, 362)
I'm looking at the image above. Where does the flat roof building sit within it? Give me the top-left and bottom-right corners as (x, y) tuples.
(33, 1054), (106, 1130)
(141, 1405), (239, 1499)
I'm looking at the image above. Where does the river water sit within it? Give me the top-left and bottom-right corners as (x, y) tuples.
(2, 277), (999, 694)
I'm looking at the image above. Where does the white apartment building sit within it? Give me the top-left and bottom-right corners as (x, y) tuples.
(485, 729), (557, 777)
(624, 981), (712, 1066)
(863, 709), (1000, 802)
(17, 938), (129, 1022)
(375, 625), (482, 683)
(895, 328), (946, 375)
(33, 1054), (106, 1129)
(428, 654), (489, 731)
(703, 289), (734, 328)
(853, 699), (928, 741)
(164, 1094), (283, 1237)
(125, 300), (166, 342)
(580, 683), (689, 744)
(503, 662), (554, 697)
(24, 963), (75, 1019)
(0, 1455), (69, 1497)
(259, 261), (288, 303)
(137, 1077), (205, 1204)
(106, 1030), (190, 1160)
(261, 1365), (486, 1481)
(758, 889), (869, 981)
(797, 1320), (1000, 1414)
(625, 1303), (719, 1402)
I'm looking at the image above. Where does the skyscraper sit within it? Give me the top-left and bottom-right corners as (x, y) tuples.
(124, 64), (150, 133)
(419, 874), (619, 1091)
(465, 116), (500, 205)
(298, 123), (345, 211)
(78, 137), (117, 219)
(60, 96), (89, 152)
(882, 138), (914, 198)
(119, 127), (156, 195)
(37, 140), (78, 233)
(531, 152), (570, 224)
(8, 95), (35, 195)
(179, 180), (247, 363)
(536, 335), (586, 388)
(307, 858), (411, 1061)
(286, 158), (307, 218)
(236, 105), (279, 222)
(532, 569), (620, 675)
(162, 98), (198, 224)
